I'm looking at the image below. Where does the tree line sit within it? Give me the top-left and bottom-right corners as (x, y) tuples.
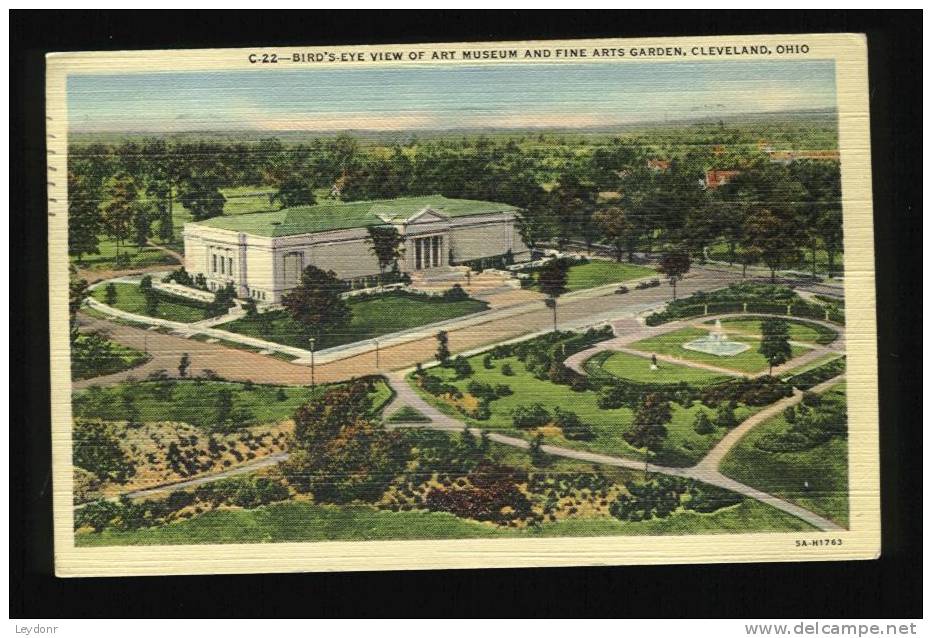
(68, 132), (842, 279)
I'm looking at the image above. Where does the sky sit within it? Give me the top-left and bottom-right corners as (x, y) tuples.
(67, 60), (837, 134)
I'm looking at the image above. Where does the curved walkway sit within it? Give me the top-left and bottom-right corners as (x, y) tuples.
(564, 313), (845, 380)
(383, 370), (846, 532)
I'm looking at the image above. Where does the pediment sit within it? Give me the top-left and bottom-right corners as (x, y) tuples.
(405, 207), (450, 224)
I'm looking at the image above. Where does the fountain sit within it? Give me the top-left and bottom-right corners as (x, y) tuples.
(682, 319), (751, 357)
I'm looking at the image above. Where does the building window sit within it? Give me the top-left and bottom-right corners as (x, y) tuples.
(432, 236), (441, 267)
(212, 254), (217, 273)
(228, 257), (234, 276)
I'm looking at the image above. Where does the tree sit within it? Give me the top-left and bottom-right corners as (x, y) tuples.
(742, 208), (803, 283)
(759, 318), (792, 375)
(67, 171), (102, 262)
(179, 178), (226, 221)
(658, 252), (691, 300)
(104, 282), (117, 307)
(516, 203), (555, 253)
(281, 265), (352, 342)
(538, 258), (569, 332)
(435, 330), (451, 366)
(624, 393), (671, 467)
(549, 173), (598, 251)
(283, 381), (407, 503)
(593, 207), (634, 262)
(100, 174), (140, 257)
(270, 174), (316, 209)
(365, 225), (405, 285)
(68, 266), (89, 330)
(178, 353), (191, 378)
(133, 207), (151, 248)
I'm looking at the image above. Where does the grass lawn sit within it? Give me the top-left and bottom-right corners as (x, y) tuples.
(781, 353), (844, 378)
(706, 317), (839, 346)
(530, 260), (655, 292)
(586, 350), (731, 385)
(412, 352), (760, 468)
(73, 378), (391, 429)
(71, 238), (179, 271)
(630, 326), (811, 374)
(217, 292), (489, 350)
(74, 496), (814, 546)
(71, 335), (150, 381)
(720, 383), (848, 527)
(91, 282), (207, 323)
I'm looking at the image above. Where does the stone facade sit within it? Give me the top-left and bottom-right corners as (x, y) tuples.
(184, 207), (530, 303)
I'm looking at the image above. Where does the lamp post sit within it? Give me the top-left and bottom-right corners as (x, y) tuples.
(308, 337), (316, 388)
(373, 339), (380, 369)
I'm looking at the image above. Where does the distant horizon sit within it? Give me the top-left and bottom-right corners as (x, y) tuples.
(68, 60), (837, 135)
(69, 106), (839, 140)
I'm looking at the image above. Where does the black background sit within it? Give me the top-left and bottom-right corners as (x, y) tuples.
(11, 10), (922, 618)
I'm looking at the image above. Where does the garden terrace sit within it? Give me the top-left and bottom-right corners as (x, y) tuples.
(90, 282), (213, 323)
(408, 330), (773, 467)
(703, 316), (839, 346)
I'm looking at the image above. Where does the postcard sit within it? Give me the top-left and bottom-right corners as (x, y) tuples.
(47, 33), (879, 575)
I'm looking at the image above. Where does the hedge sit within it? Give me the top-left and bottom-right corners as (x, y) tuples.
(706, 301), (745, 315)
(783, 356), (847, 390)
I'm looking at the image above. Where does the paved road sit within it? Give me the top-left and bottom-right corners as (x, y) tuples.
(76, 266), (744, 387)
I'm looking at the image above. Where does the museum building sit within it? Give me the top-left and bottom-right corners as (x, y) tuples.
(183, 195), (530, 303)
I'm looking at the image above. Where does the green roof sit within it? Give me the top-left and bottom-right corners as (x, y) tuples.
(190, 195), (518, 237)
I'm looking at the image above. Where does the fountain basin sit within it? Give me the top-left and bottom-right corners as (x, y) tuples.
(681, 336), (750, 357)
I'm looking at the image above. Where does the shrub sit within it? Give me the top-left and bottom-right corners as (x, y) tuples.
(482, 354), (494, 369)
(276, 388), (288, 401)
(442, 284), (471, 302)
(553, 408), (594, 441)
(609, 477), (689, 521)
(615, 285), (629, 295)
(511, 403), (551, 429)
(466, 380), (497, 402)
(501, 363), (514, 376)
(450, 356), (473, 380)
(495, 384), (513, 397)
(715, 401), (738, 429)
(693, 410), (715, 435)
(783, 405), (797, 423)
(683, 482), (743, 513)
(470, 403), (492, 421)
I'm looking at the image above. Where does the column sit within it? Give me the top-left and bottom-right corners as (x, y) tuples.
(423, 236), (431, 270)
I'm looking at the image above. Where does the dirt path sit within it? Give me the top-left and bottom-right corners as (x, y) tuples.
(147, 240), (184, 264)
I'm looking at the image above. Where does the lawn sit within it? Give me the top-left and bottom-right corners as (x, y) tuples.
(708, 241), (844, 276)
(71, 335), (150, 381)
(217, 291), (489, 350)
(586, 350), (731, 385)
(529, 260), (655, 292)
(74, 497), (814, 546)
(71, 238), (179, 270)
(706, 317), (839, 346)
(73, 378), (391, 429)
(411, 352), (760, 467)
(91, 282), (207, 323)
(629, 326), (811, 374)
(719, 383), (848, 527)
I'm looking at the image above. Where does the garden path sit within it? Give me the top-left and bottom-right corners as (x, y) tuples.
(383, 370), (846, 532)
(563, 313), (846, 379)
